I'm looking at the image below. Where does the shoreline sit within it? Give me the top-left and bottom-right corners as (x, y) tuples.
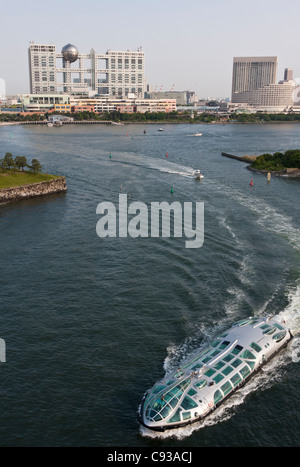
(1, 119), (300, 126)
(247, 165), (300, 178)
(221, 152), (300, 178)
(0, 176), (67, 204)
(0, 122), (22, 126)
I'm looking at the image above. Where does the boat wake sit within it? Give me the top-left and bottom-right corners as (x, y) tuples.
(279, 281), (300, 339)
(110, 153), (196, 178)
(212, 181), (300, 253)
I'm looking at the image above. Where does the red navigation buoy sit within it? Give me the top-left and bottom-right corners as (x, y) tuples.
(166, 152), (168, 157)
(250, 178), (253, 186)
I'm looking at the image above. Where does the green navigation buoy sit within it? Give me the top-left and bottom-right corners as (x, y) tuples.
(109, 153), (111, 158)
(171, 186), (174, 193)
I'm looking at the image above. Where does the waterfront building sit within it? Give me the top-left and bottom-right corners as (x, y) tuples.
(150, 91), (187, 106)
(231, 81), (295, 110)
(50, 104), (73, 113)
(70, 96), (177, 114)
(48, 115), (74, 124)
(232, 56), (278, 101)
(28, 42), (146, 98)
(135, 98), (176, 113)
(232, 56), (295, 110)
(19, 93), (176, 114)
(186, 91), (199, 105)
(20, 94), (70, 112)
(70, 103), (96, 113)
(149, 90), (198, 106)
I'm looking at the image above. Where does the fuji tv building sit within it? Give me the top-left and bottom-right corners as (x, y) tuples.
(28, 42), (146, 98)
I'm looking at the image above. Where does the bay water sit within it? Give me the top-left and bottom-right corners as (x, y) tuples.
(0, 122), (299, 446)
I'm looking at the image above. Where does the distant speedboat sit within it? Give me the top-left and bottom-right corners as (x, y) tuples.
(193, 133), (202, 136)
(158, 128), (164, 132)
(194, 170), (204, 180)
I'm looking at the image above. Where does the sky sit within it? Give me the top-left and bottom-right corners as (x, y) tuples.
(1, 0), (300, 98)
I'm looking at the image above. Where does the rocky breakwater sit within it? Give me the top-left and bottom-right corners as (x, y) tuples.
(0, 177), (67, 204)
(248, 166), (300, 177)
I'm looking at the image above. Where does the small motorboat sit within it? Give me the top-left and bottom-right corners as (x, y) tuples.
(47, 122), (53, 127)
(193, 133), (202, 136)
(194, 170), (204, 180)
(53, 120), (63, 127)
(158, 128), (164, 132)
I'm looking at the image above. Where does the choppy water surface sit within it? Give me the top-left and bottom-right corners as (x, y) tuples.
(0, 122), (299, 447)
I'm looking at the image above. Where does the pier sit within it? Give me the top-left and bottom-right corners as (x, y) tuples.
(20, 120), (114, 125)
(221, 152), (258, 163)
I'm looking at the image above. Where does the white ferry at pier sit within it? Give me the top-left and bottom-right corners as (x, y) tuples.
(138, 315), (292, 432)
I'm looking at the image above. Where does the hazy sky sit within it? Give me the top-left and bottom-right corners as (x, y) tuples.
(1, 0), (300, 97)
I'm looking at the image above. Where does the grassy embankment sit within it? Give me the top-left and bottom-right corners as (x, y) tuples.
(0, 171), (59, 189)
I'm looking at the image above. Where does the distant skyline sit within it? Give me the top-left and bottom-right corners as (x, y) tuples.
(1, 0), (300, 98)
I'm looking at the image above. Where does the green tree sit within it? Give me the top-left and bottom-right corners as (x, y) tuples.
(15, 156), (28, 171)
(4, 152), (14, 170)
(0, 158), (8, 173)
(30, 159), (42, 174)
(252, 149), (300, 170)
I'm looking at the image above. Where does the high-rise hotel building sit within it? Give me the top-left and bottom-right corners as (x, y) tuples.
(28, 42), (146, 98)
(232, 56), (278, 101)
(231, 56), (295, 109)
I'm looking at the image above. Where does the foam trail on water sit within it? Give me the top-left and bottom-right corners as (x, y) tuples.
(280, 282), (300, 330)
(278, 282), (300, 364)
(215, 182), (300, 252)
(107, 150), (197, 178)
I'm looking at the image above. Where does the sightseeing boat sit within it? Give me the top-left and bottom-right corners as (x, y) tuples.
(138, 316), (292, 432)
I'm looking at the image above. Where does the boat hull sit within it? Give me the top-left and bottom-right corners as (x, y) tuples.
(138, 317), (293, 432)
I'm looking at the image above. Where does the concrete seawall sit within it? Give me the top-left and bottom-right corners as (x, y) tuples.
(0, 177), (67, 204)
(221, 152), (258, 163)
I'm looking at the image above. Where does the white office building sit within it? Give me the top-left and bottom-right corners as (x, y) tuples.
(231, 81), (295, 110)
(231, 57), (295, 110)
(28, 42), (146, 98)
(232, 56), (278, 101)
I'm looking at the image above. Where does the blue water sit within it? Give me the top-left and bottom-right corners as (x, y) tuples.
(0, 122), (299, 447)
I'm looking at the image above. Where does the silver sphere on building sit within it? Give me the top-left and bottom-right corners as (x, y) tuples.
(61, 43), (79, 63)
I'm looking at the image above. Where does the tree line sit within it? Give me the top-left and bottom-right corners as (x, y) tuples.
(229, 113), (300, 123)
(251, 149), (300, 171)
(0, 153), (42, 173)
(2, 110), (300, 124)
